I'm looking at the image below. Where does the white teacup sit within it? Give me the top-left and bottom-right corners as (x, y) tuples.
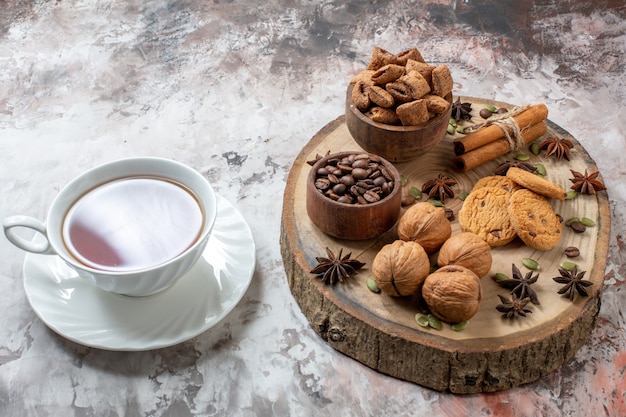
(3, 157), (217, 297)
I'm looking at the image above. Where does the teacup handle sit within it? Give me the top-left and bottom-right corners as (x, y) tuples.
(3, 215), (57, 255)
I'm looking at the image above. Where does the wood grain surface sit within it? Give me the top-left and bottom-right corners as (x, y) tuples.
(280, 97), (611, 393)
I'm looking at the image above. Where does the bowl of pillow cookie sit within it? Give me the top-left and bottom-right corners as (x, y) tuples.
(345, 46), (453, 163)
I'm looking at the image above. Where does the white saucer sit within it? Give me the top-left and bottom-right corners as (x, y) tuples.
(22, 194), (255, 351)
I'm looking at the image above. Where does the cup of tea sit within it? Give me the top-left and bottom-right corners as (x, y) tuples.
(3, 157), (217, 297)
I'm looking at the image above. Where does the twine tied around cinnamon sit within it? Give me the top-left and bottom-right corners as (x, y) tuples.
(462, 104), (533, 151)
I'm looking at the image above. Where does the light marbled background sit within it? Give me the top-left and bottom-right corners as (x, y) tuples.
(0, 1), (624, 416)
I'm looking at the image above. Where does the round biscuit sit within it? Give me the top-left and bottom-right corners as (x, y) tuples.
(506, 167), (567, 200)
(458, 186), (516, 247)
(507, 189), (563, 250)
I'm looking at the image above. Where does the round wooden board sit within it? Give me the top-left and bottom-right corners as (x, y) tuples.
(280, 97), (610, 394)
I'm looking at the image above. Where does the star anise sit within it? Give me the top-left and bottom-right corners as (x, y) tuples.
(306, 150), (331, 166)
(569, 169), (607, 195)
(421, 174), (457, 203)
(309, 247), (365, 285)
(451, 97), (472, 122)
(495, 263), (540, 305)
(552, 266), (592, 301)
(539, 136), (574, 161)
(496, 294), (533, 319)
(494, 160), (537, 176)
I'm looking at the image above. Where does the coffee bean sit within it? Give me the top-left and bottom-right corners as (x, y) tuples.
(351, 168), (369, 179)
(369, 170), (382, 179)
(332, 183), (347, 195)
(337, 195), (353, 204)
(373, 176), (386, 187)
(381, 167), (393, 181)
(363, 190), (381, 203)
(337, 163), (352, 173)
(570, 221), (586, 233)
(564, 246), (580, 258)
(479, 108), (493, 119)
(352, 159), (369, 169)
(315, 178), (330, 190)
(402, 195), (416, 206)
(340, 175), (355, 186)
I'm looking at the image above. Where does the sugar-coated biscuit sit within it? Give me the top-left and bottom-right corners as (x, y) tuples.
(369, 85), (395, 108)
(423, 94), (451, 114)
(507, 189), (563, 250)
(368, 107), (400, 124)
(506, 167), (567, 200)
(431, 64), (453, 97)
(349, 69), (375, 86)
(367, 46), (394, 70)
(405, 60), (434, 85)
(351, 80), (371, 111)
(402, 71), (431, 99)
(392, 47), (425, 65)
(458, 186), (517, 247)
(396, 99), (429, 126)
(371, 64), (405, 85)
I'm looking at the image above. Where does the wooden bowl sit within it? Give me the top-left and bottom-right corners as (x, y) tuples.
(345, 84), (452, 163)
(306, 151), (402, 240)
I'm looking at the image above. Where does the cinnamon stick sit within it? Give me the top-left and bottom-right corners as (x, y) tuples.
(453, 122), (548, 172)
(453, 103), (548, 155)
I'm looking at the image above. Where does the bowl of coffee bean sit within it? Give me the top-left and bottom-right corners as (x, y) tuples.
(306, 151), (402, 240)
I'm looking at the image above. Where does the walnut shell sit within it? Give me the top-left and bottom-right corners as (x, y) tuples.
(422, 265), (482, 324)
(437, 232), (493, 278)
(397, 202), (451, 254)
(372, 240), (430, 297)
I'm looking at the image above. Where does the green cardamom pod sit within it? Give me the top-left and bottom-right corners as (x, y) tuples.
(415, 313), (430, 328)
(427, 314), (443, 330)
(451, 321), (469, 331)
(484, 104), (498, 113)
(366, 278), (380, 293)
(529, 142), (540, 155)
(565, 190), (577, 200)
(521, 257), (540, 270)
(560, 261), (578, 271)
(534, 163), (546, 176)
(580, 217), (596, 227)
(493, 272), (510, 282)
(409, 186), (422, 199)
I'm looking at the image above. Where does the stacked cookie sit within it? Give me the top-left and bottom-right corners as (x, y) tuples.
(458, 168), (567, 250)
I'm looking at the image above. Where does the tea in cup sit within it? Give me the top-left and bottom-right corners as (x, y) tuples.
(3, 157), (217, 297)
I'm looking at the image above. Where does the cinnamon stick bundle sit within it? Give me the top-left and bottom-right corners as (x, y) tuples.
(453, 103), (548, 155)
(453, 122), (548, 172)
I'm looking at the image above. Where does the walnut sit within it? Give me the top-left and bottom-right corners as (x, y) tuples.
(397, 202), (451, 254)
(372, 240), (430, 297)
(422, 265), (482, 324)
(437, 232), (493, 278)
